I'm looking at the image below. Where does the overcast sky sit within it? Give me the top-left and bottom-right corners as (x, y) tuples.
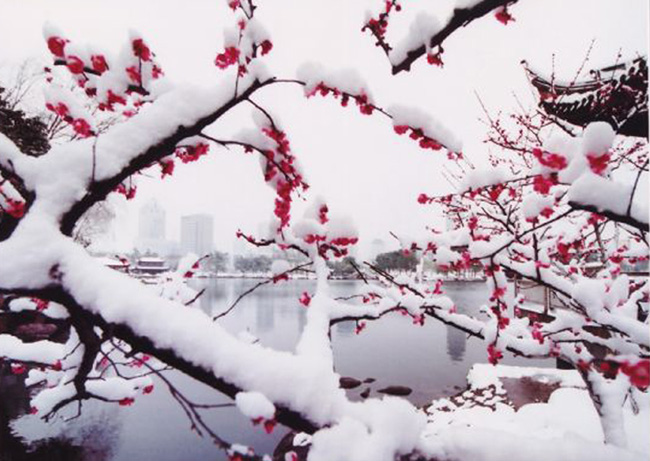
(0, 0), (647, 256)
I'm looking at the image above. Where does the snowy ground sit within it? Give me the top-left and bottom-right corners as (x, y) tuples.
(272, 364), (649, 460)
(419, 364), (649, 461)
(274, 363), (649, 460)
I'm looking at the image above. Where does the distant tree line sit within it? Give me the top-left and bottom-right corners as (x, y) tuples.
(374, 250), (418, 272)
(327, 256), (358, 278)
(233, 254), (272, 273)
(207, 251), (229, 274)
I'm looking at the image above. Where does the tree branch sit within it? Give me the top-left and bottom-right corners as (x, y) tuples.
(568, 200), (649, 232)
(390, 0), (519, 74)
(59, 78), (277, 236)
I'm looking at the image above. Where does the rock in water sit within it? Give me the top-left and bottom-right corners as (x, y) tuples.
(339, 377), (362, 389)
(377, 385), (412, 396)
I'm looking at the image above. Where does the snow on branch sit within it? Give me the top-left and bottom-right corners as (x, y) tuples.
(58, 78), (275, 234)
(405, 98), (649, 449)
(363, 0), (520, 74)
(0, 3), (647, 460)
(0, 334), (64, 365)
(296, 64), (463, 153)
(568, 173), (649, 232)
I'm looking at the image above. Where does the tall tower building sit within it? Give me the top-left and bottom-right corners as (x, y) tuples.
(137, 199), (167, 255)
(181, 214), (214, 256)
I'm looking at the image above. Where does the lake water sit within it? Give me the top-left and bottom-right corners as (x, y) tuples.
(0, 279), (549, 460)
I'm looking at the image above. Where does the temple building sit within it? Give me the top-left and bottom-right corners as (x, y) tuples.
(523, 56), (647, 138)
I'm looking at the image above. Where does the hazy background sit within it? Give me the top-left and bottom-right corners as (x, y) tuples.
(0, 0), (647, 256)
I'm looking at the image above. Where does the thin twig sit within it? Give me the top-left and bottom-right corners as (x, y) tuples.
(213, 262), (313, 321)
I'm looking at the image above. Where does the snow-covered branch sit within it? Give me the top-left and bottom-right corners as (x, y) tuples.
(364, 0), (520, 74)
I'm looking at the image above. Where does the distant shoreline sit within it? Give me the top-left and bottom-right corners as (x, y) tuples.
(191, 274), (488, 282)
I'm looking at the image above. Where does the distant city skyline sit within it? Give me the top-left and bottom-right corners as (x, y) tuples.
(2, 0), (644, 261)
(128, 199), (396, 260)
(181, 214), (215, 257)
(136, 199), (168, 255)
(134, 202), (219, 257)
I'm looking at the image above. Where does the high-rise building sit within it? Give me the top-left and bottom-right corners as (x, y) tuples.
(136, 199), (168, 255)
(181, 214), (214, 256)
(369, 238), (387, 261)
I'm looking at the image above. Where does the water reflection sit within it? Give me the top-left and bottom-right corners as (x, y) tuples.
(2, 279), (551, 461)
(197, 278), (230, 313)
(334, 319), (355, 337)
(296, 307), (307, 335)
(256, 302), (275, 332)
(1, 364), (120, 461)
(446, 325), (467, 362)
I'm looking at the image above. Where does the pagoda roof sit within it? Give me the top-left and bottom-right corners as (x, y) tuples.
(523, 57), (648, 138)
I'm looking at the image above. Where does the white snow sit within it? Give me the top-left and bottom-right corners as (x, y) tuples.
(8, 298), (69, 319)
(390, 13), (441, 65)
(467, 364), (584, 390)
(235, 391), (276, 420)
(568, 173), (647, 225)
(297, 63), (373, 102)
(522, 194), (555, 220)
(389, 104), (462, 152)
(0, 334), (64, 365)
(0, 16), (646, 461)
(422, 364), (649, 461)
(460, 166), (513, 191)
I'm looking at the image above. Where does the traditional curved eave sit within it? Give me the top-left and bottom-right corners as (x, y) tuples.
(522, 57), (648, 138)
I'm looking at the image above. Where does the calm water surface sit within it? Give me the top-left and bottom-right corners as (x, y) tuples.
(0, 279), (549, 460)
